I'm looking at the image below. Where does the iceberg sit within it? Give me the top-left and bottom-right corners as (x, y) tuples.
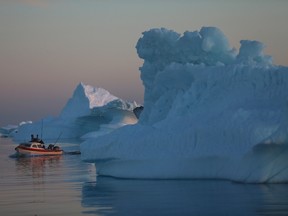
(0, 121), (32, 137)
(81, 27), (288, 183)
(13, 82), (138, 142)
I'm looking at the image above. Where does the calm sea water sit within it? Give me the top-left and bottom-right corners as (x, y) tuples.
(1, 137), (288, 216)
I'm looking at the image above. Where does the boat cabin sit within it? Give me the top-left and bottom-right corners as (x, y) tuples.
(19, 142), (45, 149)
(30, 142), (45, 149)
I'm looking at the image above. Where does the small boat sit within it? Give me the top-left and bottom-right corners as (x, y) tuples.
(15, 134), (63, 156)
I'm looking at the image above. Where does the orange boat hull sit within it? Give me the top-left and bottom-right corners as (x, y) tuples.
(15, 145), (63, 156)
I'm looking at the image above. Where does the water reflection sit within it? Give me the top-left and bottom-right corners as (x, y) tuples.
(15, 156), (62, 184)
(82, 177), (288, 216)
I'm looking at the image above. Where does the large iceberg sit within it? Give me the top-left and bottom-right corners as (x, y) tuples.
(81, 27), (288, 183)
(13, 82), (138, 142)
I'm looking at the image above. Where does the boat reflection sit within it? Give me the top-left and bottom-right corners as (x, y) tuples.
(15, 155), (62, 182)
(81, 177), (288, 216)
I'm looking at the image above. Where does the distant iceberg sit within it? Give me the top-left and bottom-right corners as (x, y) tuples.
(81, 27), (288, 183)
(0, 121), (32, 137)
(13, 82), (138, 142)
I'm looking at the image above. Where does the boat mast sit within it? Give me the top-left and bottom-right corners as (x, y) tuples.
(41, 119), (43, 139)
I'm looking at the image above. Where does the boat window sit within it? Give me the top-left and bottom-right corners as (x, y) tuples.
(29, 143), (44, 148)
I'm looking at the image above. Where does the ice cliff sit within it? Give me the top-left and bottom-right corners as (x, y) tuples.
(81, 27), (288, 183)
(13, 82), (138, 142)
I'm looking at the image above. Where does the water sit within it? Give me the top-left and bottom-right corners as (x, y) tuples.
(1, 137), (288, 216)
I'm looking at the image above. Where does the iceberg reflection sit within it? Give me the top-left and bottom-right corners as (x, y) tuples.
(81, 177), (288, 216)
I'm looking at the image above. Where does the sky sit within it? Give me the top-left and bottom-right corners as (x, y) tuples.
(0, 0), (287, 126)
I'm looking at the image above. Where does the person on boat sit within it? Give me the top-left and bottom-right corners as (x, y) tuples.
(30, 134), (34, 142)
(30, 134), (39, 142)
(36, 135), (45, 144)
(48, 144), (54, 150)
(36, 134), (40, 142)
(30, 134), (45, 144)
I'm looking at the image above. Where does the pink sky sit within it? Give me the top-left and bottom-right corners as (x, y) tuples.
(0, 0), (287, 126)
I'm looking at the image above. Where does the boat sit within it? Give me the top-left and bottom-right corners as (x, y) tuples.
(15, 134), (63, 156)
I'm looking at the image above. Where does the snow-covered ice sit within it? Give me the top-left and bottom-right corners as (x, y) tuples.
(81, 27), (288, 183)
(12, 82), (138, 142)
